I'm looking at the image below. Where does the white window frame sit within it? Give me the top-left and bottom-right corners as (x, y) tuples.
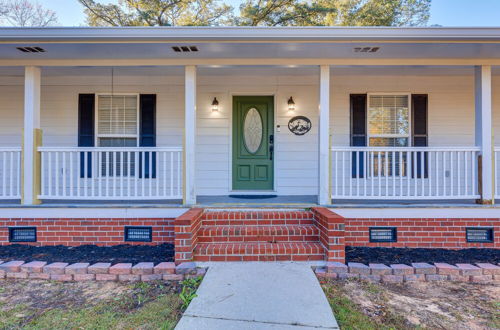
(94, 93), (140, 147)
(367, 92), (412, 147)
(366, 93), (412, 178)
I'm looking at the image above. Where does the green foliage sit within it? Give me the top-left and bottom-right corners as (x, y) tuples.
(78, 0), (233, 26)
(236, 0), (430, 26)
(79, 0), (431, 27)
(179, 276), (202, 310)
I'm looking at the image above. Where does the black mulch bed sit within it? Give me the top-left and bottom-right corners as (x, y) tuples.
(0, 244), (174, 265)
(346, 246), (500, 265)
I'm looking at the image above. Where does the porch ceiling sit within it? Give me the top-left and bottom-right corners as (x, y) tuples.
(1, 27), (500, 65)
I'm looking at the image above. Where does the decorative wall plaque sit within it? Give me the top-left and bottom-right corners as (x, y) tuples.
(288, 116), (312, 136)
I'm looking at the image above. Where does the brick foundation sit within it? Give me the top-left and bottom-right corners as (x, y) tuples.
(0, 218), (174, 246)
(1, 209), (498, 262)
(343, 217), (499, 249)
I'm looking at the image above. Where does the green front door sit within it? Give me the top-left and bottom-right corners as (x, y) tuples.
(233, 96), (274, 191)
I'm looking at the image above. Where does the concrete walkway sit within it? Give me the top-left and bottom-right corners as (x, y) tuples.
(175, 262), (339, 330)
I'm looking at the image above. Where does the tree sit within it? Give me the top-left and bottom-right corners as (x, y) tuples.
(78, 0), (233, 26)
(236, 0), (431, 27)
(0, 0), (58, 27)
(234, 0), (332, 26)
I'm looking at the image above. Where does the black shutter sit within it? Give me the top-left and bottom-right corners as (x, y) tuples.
(139, 94), (156, 178)
(412, 94), (428, 178)
(350, 94), (367, 178)
(78, 94), (95, 178)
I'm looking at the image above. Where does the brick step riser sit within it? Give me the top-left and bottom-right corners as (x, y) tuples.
(202, 212), (314, 220)
(201, 219), (315, 226)
(197, 225), (319, 238)
(197, 235), (320, 243)
(194, 244), (324, 255)
(195, 255), (325, 262)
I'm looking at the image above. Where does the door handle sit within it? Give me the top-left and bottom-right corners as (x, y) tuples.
(269, 145), (274, 161)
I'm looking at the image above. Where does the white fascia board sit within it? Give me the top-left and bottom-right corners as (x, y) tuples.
(1, 27), (500, 43)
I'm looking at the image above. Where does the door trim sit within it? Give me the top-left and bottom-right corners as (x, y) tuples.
(230, 94), (276, 192)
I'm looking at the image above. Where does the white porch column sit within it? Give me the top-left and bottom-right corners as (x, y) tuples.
(22, 66), (42, 205)
(318, 65), (331, 205)
(184, 65), (197, 205)
(474, 65), (494, 204)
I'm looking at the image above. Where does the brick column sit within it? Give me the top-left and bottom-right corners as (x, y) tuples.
(311, 207), (345, 262)
(174, 208), (204, 264)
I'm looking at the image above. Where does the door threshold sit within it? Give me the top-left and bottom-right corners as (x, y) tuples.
(229, 191), (277, 196)
(229, 195), (278, 199)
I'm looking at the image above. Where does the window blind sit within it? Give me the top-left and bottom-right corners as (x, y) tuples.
(98, 95), (138, 136)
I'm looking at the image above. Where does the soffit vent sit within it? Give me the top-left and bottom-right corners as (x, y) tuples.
(17, 46), (46, 53)
(172, 46), (199, 53)
(354, 47), (380, 53)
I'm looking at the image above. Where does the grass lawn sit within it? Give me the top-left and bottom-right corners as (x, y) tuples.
(0, 278), (201, 329)
(321, 278), (499, 330)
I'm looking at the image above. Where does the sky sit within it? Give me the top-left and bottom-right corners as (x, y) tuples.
(34, 0), (500, 27)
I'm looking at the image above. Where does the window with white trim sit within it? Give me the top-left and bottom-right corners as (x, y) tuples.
(96, 94), (139, 176)
(97, 95), (139, 147)
(368, 94), (410, 176)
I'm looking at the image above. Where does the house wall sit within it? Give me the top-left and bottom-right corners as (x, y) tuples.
(0, 69), (499, 197)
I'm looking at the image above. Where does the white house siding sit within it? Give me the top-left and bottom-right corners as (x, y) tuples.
(0, 68), (499, 197)
(196, 72), (319, 196)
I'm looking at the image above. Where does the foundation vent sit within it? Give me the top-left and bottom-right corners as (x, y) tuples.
(369, 227), (397, 243)
(466, 227), (494, 243)
(124, 226), (152, 242)
(17, 46), (46, 53)
(172, 46), (199, 53)
(354, 47), (380, 53)
(9, 227), (37, 242)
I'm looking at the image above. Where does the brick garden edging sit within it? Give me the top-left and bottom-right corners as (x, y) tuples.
(315, 261), (500, 284)
(0, 260), (205, 282)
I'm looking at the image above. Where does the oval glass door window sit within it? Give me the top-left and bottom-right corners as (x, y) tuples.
(243, 108), (263, 154)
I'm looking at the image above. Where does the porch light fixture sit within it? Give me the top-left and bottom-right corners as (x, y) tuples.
(287, 97), (295, 111)
(211, 97), (219, 112)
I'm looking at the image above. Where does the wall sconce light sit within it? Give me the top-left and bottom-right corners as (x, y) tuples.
(211, 97), (219, 112)
(287, 97), (295, 111)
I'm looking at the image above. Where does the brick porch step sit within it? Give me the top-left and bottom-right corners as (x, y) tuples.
(194, 242), (325, 262)
(197, 225), (319, 243)
(201, 211), (315, 226)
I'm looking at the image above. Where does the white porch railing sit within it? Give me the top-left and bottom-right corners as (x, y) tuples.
(39, 147), (183, 200)
(331, 147), (480, 200)
(0, 148), (22, 199)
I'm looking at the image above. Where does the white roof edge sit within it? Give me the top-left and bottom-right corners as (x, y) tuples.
(1, 26), (500, 42)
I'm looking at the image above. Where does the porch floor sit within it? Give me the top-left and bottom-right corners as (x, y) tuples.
(0, 197), (496, 208)
(196, 195), (317, 207)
